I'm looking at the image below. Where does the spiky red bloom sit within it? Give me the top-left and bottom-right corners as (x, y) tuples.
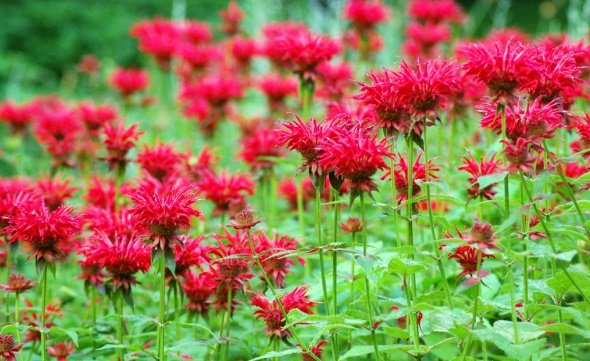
(84, 177), (117, 211)
(240, 127), (284, 172)
(479, 98), (564, 140)
(394, 60), (460, 118)
(408, 0), (464, 24)
(82, 207), (137, 241)
(258, 75), (298, 111)
(102, 122), (143, 171)
(197, 170), (254, 216)
(136, 143), (183, 181)
(129, 180), (200, 251)
(34, 106), (81, 167)
(47, 342), (74, 361)
(384, 153), (440, 204)
(343, 0), (389, 31)
(316, 62), (353, 101)
(520, 45), (581, 102)
(220, 0), (244, 36)
(0, 334), (22, 361)
(231, 36), (259, 68)
(0, 188), (38, 238)
(253, 232), (304, 288)
(459, 41), (534, 103)
(75, 102), (118, 134)
(109, 68), (150, 98)
(503, 137), (539, 174)
(0, 274), (35, 294)
(448, 245), (494, 278)
(318, 128), (392, 193)
(278, 177), (315, 211)
(182, 270), (217, 315)
(82, 231), (151, 292)
(173, 235), (210, 276)
(35, 177), (77, 211)
(355, 70), (413, 137)
(300, 340), (329, 361)
(0, 101), (34, 133)
(275, 116), (341, 174)
(130, 18), (181, 68)
(570, 114), (590, 157)
(7, 202), (80, 264)
(458, 152), (502, 200)
(251, 286), (316, 339)
(269, 27), (340, 78)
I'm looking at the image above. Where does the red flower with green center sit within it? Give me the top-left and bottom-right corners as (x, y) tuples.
(251, 286), (316, 339)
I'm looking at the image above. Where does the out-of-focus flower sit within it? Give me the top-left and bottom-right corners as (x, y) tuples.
(136, 143), (183, 182)
(109, 68), (150, 99)
(0, 274), (35, 294)
(102, 122), (143, 173)
(220, 1), (244, 36)
(47, 341), (74, 361)
(197, 171), (254, 216)
(77, 54), (99, 75)
(182, 270), (217, 315)
(300, 340), (329, 361)
(0, 101), (34, 134)
(458, 152), (502, 200)
(0, 334), (22, 361)
(240, 127), (284, 172)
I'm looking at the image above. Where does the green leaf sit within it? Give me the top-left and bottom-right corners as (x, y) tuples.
(48, 326), (79, 346)
(493, 320), (544, 343)
(477, 172), (507, 189)
(340, 345), (415, 360)
(0, 158), (16, 177)
(388, 257), (428, 275)
(548, 270), (590, 298)
(249, 349), (301, 360)
(539, 323), (590, 337)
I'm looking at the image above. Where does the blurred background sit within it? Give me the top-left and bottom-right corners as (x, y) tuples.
(0, 0), (588, 97)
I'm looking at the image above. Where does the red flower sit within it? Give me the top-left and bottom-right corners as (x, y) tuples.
(253, 231), (304, 288)
(251, 286), (316, 339)
(77, 54), (99, 75)
(0, 274), (35, 294)
(175, 42), (221, 73)
(84, 176), (117, 211)
(384, 153), (440, 204)
(173, 235), (210, 276)
(0, 101), (34, 134)
(129, 180), (201, 251)
(355, 70), (414, 137)
(300, 340), (329, 361)
(20, 299), (63, 343)
(136, 143), (183, 181)
(318, 127), (392, 193)
(228, 209), (264, 231)
(197, 170), (254, 216)
(47, 342), (74, 361)
(458, 152), (502, 200)
(180, 75), (244, 108)
(570, 114), (590, 158)
(394, 60), (460, 119)
(130, 18), (181, 68)
(408, 0), (464, 24)
(316, 62), (354, 101)
(231, 36), (259, 68)
(343, 0), (389, 31)
(479, 98), (564, 140)
(268, 27), (340, 78)
(448, 245), (494, 278)
(102, 122), (143, 172)
(0, 334), (22, 361)
(75, 102), (118, 134)
(520, 45), (581, 102)
(109, 68), (150, 98)
(0, 187), (38, 237)
(8, 202), (80, 264)
(240, 127), (284, 172)
(180, 20), (212, 44)
(502, 138), (537, 174)
(459, 41), (534, 103)
(182, 270), (217, 315)
(33, 105), (82, 168)
(35, 176), (77, 211)
(278, 177), (315, 211)
(183, 146), (218, 182)
(220, 0), (244, 36)
(275, 116), (341, 175)
(82, 231), (151, 292)
(403, 22), (450, 59)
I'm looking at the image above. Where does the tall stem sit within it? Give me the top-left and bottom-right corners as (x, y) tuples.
(174, 281), (180, 340)
(405, 136), (416, 298)
(224, 286), (233, 361)
(245, 231), (322, 361)
(402, 276), (420, 358)
(507, 264), (520, 344)
(557, 306), (567, 361)
(15, 293), (22, 361)
(40, 264), (48, 361)
(500, 105), (510, 221)
(422, 123), (453, 309)
(519, 172), (529, 320)
(388, 142), (400, 248)
(315, 190), (330, 315)
(116, 291), (124, 361)
(5, 244), (10, 323)
(331, 190), (340, 359)
(360, 193), (380, 361)
(157, 256), (166, 361)
(461, 252), (483, 358)
(350, 232), (356, 309)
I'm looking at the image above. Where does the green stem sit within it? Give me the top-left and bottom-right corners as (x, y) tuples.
(461, 251), (483, 359)
(116, 291), (124, 361)
(157, 256), (166, 361)
(5, 244), (10, 323)
(174, 281), (180, 340)
(315, 189), (330, 315)
(520, 172), (529, 320)
(350, 231), (356, 309)
(40, 264), (48, 361)
(423, 123), (453, 309)
(224, 286), (232, 361)
(360, 193), (380, 361)
(402, 276), (420, 359)
(388, 142), (400, 248)
(15, 293), (22, 361)
(557, 306), (567, 361)
(405, 136), (416, 298)
(507, 264), (520, 344)
(245, 231), (322, 361)
(331, 190), (340, 359)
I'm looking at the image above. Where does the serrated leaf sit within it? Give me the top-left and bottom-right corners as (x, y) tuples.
(249, 349), (301, 360)
(540, 323), (590, 337)
(493, 320), (544, 343)
(48, 326), (79, 346)
(388, 257), (428, 275)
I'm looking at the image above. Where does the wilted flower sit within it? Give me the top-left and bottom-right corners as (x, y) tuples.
(339, 217), (363, 233)
(0, 334), (22, 361)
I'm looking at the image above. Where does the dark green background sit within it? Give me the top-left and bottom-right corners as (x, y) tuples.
(0, 0), (582, 96)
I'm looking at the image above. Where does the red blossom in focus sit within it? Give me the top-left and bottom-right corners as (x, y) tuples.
(448, 245), (494, 279)
(102, 122), (143, 172)
(173, 235), (210, 277)
(253, 231), (304, 288)
(458, 152), (502, 200)
(251, 286), (316, 339)
(384, 153), (440, 204)
(182, 270), (217, 315)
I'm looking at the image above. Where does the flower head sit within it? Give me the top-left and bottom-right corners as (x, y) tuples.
(0, 334), (22, 361)
(47, 342), (74, 361)
(458, 152), (502, 200)
(343, 0), (389, 31)
(109, 68), (150, 98)
(251, 286), (316, 339)
(300, 340), (329, 361)
(240, 127), (284, 172)
(384, 153), (440, 204)
(0, 274), (35, 294)
(197, 171), (254, 216)
(129, 180), (201, 252)
(182, 270), (217, 315)
(0, 101), (34, 134)
(35, 176), (77, 211)
(253, 232), (304, 288)
(339, 217), (363, 233)
(102, 122), (143, 172)
(173, 235), (210, 276)
(34, 106), (81, 168)
(75, 102), (118, 134)
(130, 18), (181, 68)
(220, 1), (244, 36)
(448, 245), (494, 278)
(137, 143), (183, 181)
(408, 0), (464, 24)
